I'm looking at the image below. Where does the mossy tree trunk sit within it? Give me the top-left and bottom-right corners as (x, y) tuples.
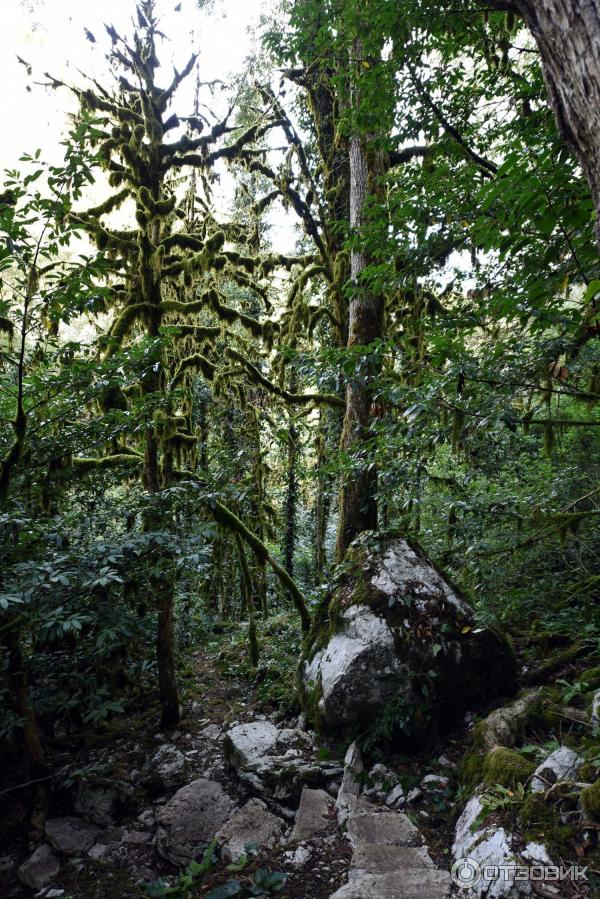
(282, 381), (299, 578)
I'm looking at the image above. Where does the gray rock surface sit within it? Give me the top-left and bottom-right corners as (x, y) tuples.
(223, 721), (280, 769)
(530, 746), (584, 793)
(223, 721), (342, 802)
(384, 784), (405, 808)
(331, 794), (449, 899)
(143, 744), (188, 791)
(155, 777), (235, 866)
(329, 870), (451, 899)
(452, 793), (553, 897)
(17, 845), (61, 890)
(346, 810), (423, 849)
(302, 534), (516, 739)
(216, 799), (285, 862)
(291, 787), (333, 842)
(74, 778), (126, 826)
(45, 817), (100, 856)
(363, 763), (398, 799)
(350, 843), (434, 877)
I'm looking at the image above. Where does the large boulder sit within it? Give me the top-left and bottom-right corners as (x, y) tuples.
(302, 534), (516, 741)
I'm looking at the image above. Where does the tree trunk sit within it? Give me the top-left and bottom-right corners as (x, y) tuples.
(335, 130), (385, 561)
(155, 583), (180, 729)
(4, 625), (46, 776)
(282, 421), (299, 577)
(510, 0), (600, 244)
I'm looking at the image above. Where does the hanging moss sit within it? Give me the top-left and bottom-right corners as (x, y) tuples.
(171, 354), (215, 388)
(0, 316), (14, 337)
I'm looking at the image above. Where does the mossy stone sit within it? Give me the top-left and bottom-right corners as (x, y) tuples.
(482, 747), (535, 788)
(581, 666), (600, 690)
(581, 778), (600, 821)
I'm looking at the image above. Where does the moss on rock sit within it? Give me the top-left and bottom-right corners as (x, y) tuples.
(482, 747), (535, 788)
(581, 778), (600, 821)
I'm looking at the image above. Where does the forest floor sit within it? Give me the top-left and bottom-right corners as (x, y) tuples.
(1, 621), (599, 898)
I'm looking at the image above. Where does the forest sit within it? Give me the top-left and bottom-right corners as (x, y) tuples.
(1, 0), (600, 896)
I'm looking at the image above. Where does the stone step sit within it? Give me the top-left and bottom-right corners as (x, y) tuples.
(350, 843), (435, 877)
(346, 810), (423, 849)
(329, 869), (451, 899)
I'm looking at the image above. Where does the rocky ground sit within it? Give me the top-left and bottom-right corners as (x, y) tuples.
(1, 640), (600, 898)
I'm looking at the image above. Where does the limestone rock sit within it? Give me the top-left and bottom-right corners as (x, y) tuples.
(384, 784), (406, 809)
(283, 843), (313, 867)
(421, 774), (450, 791)
(200, 723), (222, 741)
(329, 870), (450, 898)
(215, 799), (285, 862)
(346, 810), (423, 850)
(223, 721), (342, 802)
(452, 793), (552, 897)
(291, 787), (333, 842)
(143, 744), (188, 792)
(592, 691), (600, 726)
(350, 843), (434, 877)
(45, 817), (100, 856)
(302, 534), (516, 740)
(17, 845), (61, 890)
(223, 721), (279, 769)
(74, 777), (128, 826)
(155, 777), (235, 866)
(531, 746), (583, 793)
(363, 763), (398, 799)
(339, 742), (363, 798)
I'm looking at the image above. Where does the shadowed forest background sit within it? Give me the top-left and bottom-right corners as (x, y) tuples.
(2, 0), (600, 897)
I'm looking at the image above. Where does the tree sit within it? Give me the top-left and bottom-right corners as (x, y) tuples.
(488, 0), (600, 253)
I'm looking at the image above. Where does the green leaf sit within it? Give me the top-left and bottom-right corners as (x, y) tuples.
(204, 881), (242, 899)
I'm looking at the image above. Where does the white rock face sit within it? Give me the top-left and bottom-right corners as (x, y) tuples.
(385, 784), (406, 808)
(223, 722), (342, 802)
(223, 721), (280, 770)
(530, 746), (584, 793)
(370, 540), (470, 616)
(143, 744), (188, 791)
(304, 606), (399, 724)
(453, 794), (553, 898)
(591, 690), (600, 726)
(155, 777), (235, 866)
(215, 799), (284, 862)
(17, 845), (61, 890)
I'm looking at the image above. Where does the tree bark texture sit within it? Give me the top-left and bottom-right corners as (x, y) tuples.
(335, 126), (385, 561)
(515, 0), (600, 244)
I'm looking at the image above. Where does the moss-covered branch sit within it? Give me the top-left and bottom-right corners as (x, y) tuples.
(225, 349), (344, 408)
(209, 497), (311, 633)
